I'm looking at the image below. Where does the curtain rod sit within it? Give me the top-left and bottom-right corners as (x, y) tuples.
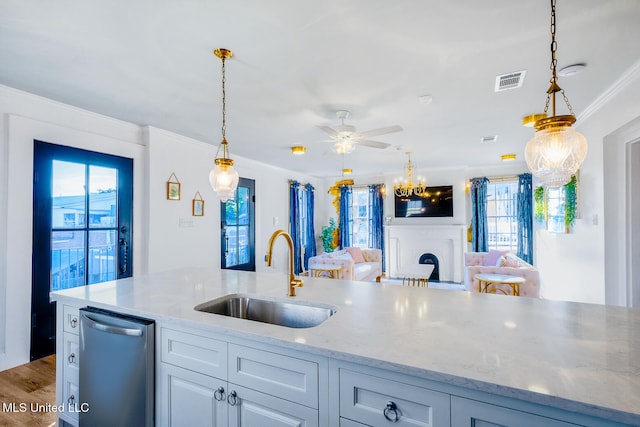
(476, 175), (520, 183)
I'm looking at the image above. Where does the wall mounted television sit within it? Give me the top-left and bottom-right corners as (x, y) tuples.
(394, 185), (454, 218)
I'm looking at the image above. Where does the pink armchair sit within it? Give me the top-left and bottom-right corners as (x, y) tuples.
(464, 251), (540, 298)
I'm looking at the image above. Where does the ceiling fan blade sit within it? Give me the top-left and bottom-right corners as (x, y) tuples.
(358, 140), (391, 149)
(317, 125), (338, 137)
(355, 125), (403, 139)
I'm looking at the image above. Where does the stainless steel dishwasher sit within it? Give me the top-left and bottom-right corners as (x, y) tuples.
(79, 306), (155, 426)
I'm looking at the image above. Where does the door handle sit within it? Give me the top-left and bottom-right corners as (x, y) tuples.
(81, 313), (143, 337)
(119, 238), (128, 274)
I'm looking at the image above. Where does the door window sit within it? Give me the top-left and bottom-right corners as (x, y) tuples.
(221, 178), (255, 271)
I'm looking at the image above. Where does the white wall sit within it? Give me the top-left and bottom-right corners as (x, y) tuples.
(0, 86), (320, 371)
(144, 124), (322, 276)
(545, 67), (640, 305)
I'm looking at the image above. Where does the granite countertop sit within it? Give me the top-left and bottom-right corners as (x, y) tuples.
(51, 268), (640, 425)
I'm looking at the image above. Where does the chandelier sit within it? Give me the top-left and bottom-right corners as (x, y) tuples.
(524, 0), (587, 188)
(208, 48), (239, 202)
(393, 152), (426, 197)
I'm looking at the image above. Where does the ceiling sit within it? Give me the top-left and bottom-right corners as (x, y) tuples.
(1, 1), (639, 179)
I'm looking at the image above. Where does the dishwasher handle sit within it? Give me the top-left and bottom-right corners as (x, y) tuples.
(81, 312), (144, 337)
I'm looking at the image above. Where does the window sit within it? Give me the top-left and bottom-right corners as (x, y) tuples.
(349, 188), (371, 248)
(351, 188), (370, 247)
(297, 188), (310, 248)
(546, 186), (566, 233)
(534, 174), (578, 234)
(486, 179), (519, 252)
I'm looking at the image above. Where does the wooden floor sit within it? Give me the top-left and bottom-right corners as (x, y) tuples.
(0, 355), (56, 427)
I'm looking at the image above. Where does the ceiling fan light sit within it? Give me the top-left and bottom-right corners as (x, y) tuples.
(331, 139), (355, 155)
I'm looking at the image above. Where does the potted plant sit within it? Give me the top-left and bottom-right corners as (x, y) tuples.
(321, 217), (339, 253)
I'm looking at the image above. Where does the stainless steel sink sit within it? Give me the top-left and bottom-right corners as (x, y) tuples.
(194, 294), (337, 328)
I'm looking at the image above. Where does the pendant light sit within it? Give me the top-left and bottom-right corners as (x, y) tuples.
(524, 0), (587, 188)
(209, 48), (239, 202)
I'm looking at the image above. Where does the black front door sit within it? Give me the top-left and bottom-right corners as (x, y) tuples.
(31, 141), (133, 360)
(220, 178), (255, 271)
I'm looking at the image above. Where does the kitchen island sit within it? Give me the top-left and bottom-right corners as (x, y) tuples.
(52, 268), (640, 426)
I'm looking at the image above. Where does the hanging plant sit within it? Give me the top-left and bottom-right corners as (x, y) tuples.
(564, 175), (578, 230)
(534, 186), (545, 223)
(321, 217), (339, 253)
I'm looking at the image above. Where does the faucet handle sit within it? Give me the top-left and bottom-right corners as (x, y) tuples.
(291, 278), (304, 288)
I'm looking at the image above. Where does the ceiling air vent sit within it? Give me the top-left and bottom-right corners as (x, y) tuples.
(495, 70), (526, 92)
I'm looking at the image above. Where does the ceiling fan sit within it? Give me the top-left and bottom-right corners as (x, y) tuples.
(318, 110), (402, 154)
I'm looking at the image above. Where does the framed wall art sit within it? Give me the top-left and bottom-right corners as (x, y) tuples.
(192, 191), (204, 216)
(167, 172), (181, 200)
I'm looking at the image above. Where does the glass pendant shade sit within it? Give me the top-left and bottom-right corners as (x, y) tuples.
(524, 119), (587, 187)
(209, 159), (239, 202)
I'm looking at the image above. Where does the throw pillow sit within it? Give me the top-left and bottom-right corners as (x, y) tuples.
(331, 252), (354, 262)
(345, 247), (365, 264)
(502, 253), (521, 268)
(483, 249), (506, 266)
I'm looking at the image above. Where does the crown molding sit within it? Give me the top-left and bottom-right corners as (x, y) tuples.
(577, 59), (640, 126)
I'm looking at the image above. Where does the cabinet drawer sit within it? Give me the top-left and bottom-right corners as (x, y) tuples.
(451, 397), (580, 427)
(339, 368), (450, 427)
(161, 328), (227, 379)
(228, 344), (318, 409)
(62, 377), (79, 421)
(340, 418), (368, 427)
(63, 305), (80, 334)
(63, 332), (79, 380)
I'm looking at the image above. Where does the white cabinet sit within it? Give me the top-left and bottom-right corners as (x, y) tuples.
(451, 397), (581, 427)
(337, 366), (450, 427)
(56, 305), (80, 427)
(158, 327), (321, 427)
(161, 363), (227, 427)
(228, 384), (318, 427)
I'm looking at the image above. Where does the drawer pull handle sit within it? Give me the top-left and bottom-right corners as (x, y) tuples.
(68, 353), (76, 364)
(227, 390), (238, 406)
(384, 401), (400, 422)
(68, 394), (75, 406)
(70, 318), (78, 328)
(214, 386), (226, 402)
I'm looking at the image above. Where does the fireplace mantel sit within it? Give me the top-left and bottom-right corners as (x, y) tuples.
(386, 224), (466, 283)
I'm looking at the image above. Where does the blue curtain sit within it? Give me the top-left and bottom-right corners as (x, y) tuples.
(303, 183), (317, 270)
(289, 180), (302, 274)
(339, 185), (353, 249)
(368, 184), (385, 272)
(470, 177), (489, 252)
(517, 173), (534, 264)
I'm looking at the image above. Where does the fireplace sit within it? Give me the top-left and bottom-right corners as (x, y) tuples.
(386, 224), (465, 282)
(419, 253), (439, 281)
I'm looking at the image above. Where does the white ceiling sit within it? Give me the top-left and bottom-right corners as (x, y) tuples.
(1, 1), (639, 179)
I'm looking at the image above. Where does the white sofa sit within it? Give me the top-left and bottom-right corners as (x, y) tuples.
(464, 251), (540, 298)
(308, 247), (382, 282)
